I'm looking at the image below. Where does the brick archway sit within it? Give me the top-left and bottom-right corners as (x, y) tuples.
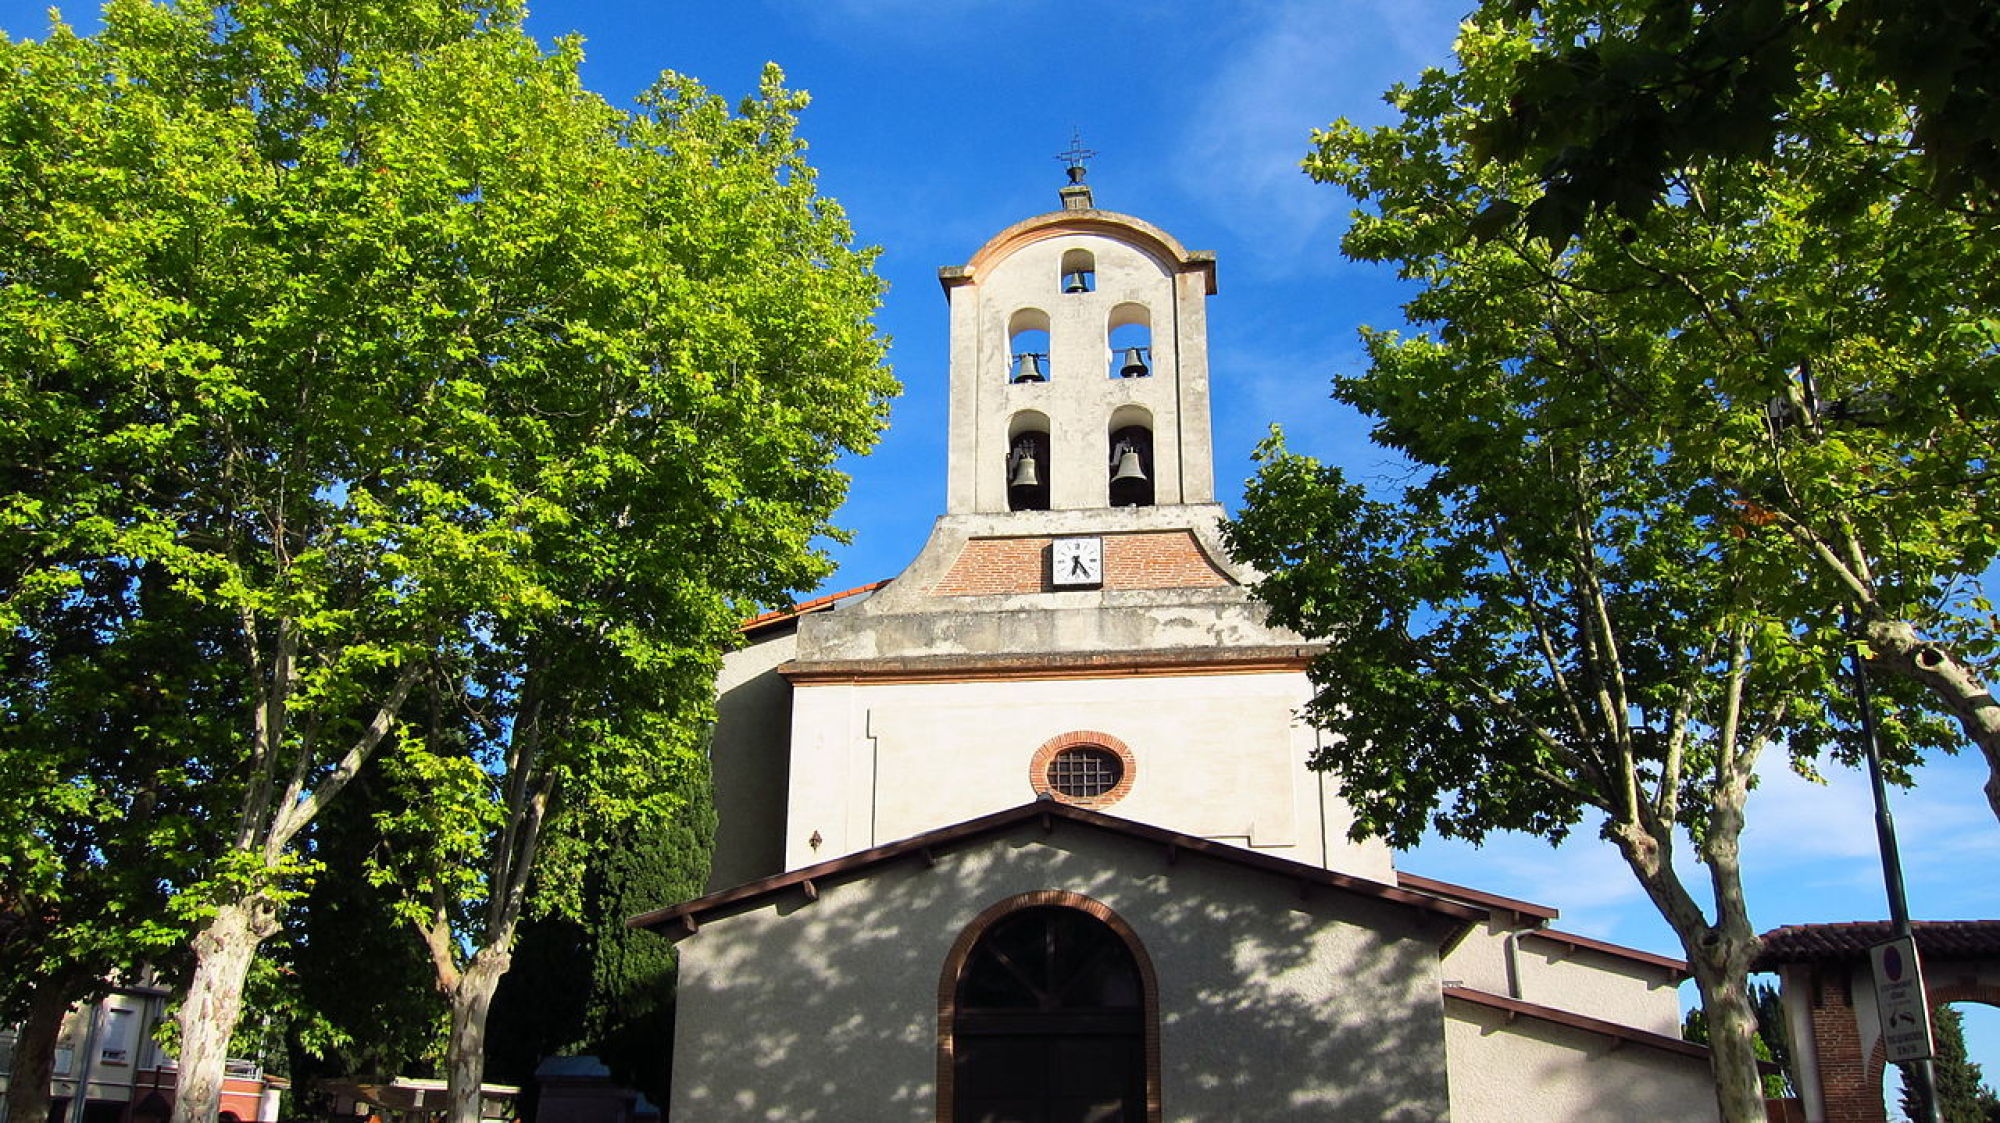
(1860, 983), (2000, 1121)
(1757, 922), (2000, 1123)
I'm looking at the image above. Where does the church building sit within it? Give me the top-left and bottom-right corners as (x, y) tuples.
(633, 168), (1722, 1122)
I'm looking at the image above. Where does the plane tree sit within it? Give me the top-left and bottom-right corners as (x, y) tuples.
(1451, 0), (2000, 809)
(1460, 0), (2000, 240)
(0, 4), (893, 1123)
(0, 566), (231, 1123)
(1224, 12), (1989, 1121)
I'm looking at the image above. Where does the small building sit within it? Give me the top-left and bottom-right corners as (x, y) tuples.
(0, 979), (283, 1123)
(636, 167), (1722, 1121)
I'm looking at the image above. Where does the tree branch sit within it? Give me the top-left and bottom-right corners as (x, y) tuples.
(265, 659), (423, 858)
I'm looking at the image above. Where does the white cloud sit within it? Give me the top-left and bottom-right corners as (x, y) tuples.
(1171, 0), (1464, 279)
(1741, 747), (2000, 916)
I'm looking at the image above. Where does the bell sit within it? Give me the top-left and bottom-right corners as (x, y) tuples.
(1063, 272), (1090, 293)
(1010, 453), (1041, 489)
(1111, 448), (1147, 483)
(1118, 347), (1149, 378)
(1012, 353), (1045, 383)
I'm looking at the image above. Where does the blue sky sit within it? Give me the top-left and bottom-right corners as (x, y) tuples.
(5, 0), (1994, 1096)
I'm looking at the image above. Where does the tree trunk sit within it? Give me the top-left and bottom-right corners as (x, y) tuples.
(1863, 617), (2000, 823)
(6, 972), (88, 1123)
(443, 946), (513, 1123)
(1610, 818), (1768, 1123)
(170, 895), (280, 1123)
(1687, 940), (1771, 1123)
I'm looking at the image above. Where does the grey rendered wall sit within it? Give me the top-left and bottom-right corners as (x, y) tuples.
(668, 824), (1451, 1121)
(1445, 1000), (1720, 1123)
(708, 631), (797, 891)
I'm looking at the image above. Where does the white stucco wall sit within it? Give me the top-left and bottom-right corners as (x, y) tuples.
(668, 822), (1452, 1122)
(1445, 997), (1720, 1123)
(780, 670), (1391, 882)
(709, 629), (799, 890)
(1440, 921), (1685, 1034)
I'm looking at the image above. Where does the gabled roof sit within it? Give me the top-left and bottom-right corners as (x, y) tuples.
(1396, 871), (1561, 922)
(1444, 988), (1725, 1065)
(1754, 920), (2000, 970)
(1524, 928), (1690, 980)
(628, 800), (1486, 936)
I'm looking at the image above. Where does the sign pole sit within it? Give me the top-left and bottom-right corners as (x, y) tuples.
(1847, 617), (1941, 1123)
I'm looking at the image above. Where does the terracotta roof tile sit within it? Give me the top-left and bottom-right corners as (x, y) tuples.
(738, 580), (890, 635)
(1753, 920), (2000, 970)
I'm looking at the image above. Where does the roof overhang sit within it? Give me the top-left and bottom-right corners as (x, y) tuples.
(630, 800), (1485, 937)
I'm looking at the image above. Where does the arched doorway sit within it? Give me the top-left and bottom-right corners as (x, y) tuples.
(940, 894), (1159, 1122)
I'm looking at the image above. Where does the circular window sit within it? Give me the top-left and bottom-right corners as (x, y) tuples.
(1048, 746), (1123, 798)
(1029, 731), (1136, 808)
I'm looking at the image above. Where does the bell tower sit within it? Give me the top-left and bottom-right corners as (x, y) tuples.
(939, 152), (1218, 516)
(705, 159), (1391, 892)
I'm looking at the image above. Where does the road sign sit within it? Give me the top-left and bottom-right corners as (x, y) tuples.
(1870, 935), (1935, 1063)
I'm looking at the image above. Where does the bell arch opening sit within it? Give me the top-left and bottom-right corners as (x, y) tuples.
(1108, 303), (1152, 379)
(1107, 406), (1154, 508)
(1009, 308), (1051, 384)
(1060, 249), (1096, 294)
(1007, 411), (1051, 512)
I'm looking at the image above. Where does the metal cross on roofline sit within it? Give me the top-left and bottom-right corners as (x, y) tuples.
(1057, 129), (1096, 183)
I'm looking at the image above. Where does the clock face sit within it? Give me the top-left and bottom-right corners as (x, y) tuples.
(1051, 536), (1103, 587)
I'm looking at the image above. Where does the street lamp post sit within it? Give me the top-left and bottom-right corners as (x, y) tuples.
(1846, 617), (1942, 1123)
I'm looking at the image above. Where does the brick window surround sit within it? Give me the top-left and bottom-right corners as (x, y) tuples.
(935, 891), (1163, 1123)
(1029, 730), (1137, 809)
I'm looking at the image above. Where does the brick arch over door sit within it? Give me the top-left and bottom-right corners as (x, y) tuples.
(936, 890), (1162, 1123)
(1859, 983), (2000, 1123)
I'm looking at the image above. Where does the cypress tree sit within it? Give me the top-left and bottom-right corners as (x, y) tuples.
(486, 776), (715, 1107)
(1900, 1006), (2000, 1123)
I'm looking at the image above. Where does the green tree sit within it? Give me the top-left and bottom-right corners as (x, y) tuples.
(0, 4), (893, 1123)
(1465, 0), (2000, 239)
(281, 772), (445, 1087)
(577, 793), (713, 1103)
(0, 565), (232, 1123)
(1224, 8), (1987, 1119)
(485, 795), (713, 1104)
(1452, 0), (2000, 820)
(1902, 1006), (2000, 1123)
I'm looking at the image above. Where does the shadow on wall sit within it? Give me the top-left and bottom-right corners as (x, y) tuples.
(1446, 1000), (1722, 1122)
(657, 821), (1461, 1122)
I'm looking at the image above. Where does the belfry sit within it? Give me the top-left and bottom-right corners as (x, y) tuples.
(637, 166), (1723, 1123)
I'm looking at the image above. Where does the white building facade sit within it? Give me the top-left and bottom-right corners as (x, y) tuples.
(642, 173), (1721, 1122)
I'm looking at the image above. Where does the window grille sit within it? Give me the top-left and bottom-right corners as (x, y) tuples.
(1048, 747), (1122, 798)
